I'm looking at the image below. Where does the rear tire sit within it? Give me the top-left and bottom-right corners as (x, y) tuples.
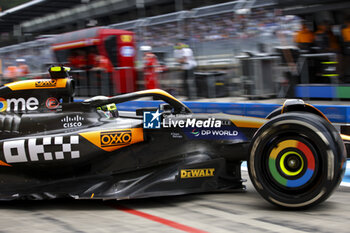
(248, 112), (346, 209)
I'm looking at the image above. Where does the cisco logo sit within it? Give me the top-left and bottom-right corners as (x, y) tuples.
(61, 115), (84, 128)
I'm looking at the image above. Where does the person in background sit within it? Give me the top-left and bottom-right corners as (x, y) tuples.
(141, 45), (160, 89)
(87, 47), (98, 69)
(342, 17), (350, 46)
(340, 16), (350, 83)
(16, 59), (29, 80)
(87, 51), (114, 96)
(174, 42), (197, 100)
(95, 54), (114, 73)
(314, 21), (339, 53)
(68, 50), (79, 69)
(294, 21), (315, 52)
(4, 64), (18, 83)
(68, 50), (87, 69)
(312, 21), (340, 84)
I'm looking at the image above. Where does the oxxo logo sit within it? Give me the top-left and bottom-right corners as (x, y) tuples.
(35, 80), (57, 87)
(0, 97), (39, 112)
(100, 130), (132, 147)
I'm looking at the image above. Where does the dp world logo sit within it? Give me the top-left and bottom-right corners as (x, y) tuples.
(143, 110), (162, 129)
(191, 129), (200, 137)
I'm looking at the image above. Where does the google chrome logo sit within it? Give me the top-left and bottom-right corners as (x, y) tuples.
(0, 98), (7, 112)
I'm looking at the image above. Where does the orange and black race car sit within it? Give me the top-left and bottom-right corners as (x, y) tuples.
(0, 66), (346, 209)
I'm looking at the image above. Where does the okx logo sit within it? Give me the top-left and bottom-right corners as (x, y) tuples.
(100, 130), (132, 147)
(35, 80), (57, 87)
(143, 110), (162, 129)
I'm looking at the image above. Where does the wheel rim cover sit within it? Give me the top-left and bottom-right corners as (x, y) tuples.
(268, 139), (315, 188)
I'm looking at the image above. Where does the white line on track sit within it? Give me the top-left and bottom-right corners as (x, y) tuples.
(241, 165), (350, 187)
(341, 182), (350, 187)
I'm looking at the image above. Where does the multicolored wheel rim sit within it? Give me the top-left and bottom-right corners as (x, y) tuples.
(268, 139), (316, 188)
(0, 97), (7, 112)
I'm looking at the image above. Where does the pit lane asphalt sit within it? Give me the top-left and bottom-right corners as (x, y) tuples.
(0, 170), (349, 233)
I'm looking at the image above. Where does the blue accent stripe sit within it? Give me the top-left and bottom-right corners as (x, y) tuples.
(343, 160), (350, 184)
(296, 86), (336, 98)
(101, 100), (350, 124)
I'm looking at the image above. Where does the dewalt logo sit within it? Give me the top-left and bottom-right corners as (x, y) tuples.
(100, 130), (132, 147)
(180, 168), (215, 179)
(35, 80), (57, 87)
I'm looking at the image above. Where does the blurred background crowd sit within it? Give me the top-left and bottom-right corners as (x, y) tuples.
(1, 0), (350, 100)
(142, 10), (297, 47)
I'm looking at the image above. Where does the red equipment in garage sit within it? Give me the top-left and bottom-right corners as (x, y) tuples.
(52, 27), (136, 94)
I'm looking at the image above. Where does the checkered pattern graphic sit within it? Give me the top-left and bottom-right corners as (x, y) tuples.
(54, 136), (80, 159)
(28, 136), (80, 161)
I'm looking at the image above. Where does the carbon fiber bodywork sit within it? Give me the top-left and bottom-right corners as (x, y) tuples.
(0, 77), (261, 200)
(0, 109), (251, 200)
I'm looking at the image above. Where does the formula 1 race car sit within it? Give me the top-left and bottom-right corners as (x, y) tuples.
(0, 66), (346, 209)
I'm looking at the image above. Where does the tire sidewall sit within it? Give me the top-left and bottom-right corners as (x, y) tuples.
(249, 112), (346, 208)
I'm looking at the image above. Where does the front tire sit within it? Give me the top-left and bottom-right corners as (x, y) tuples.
(248, 112), (346, 209)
